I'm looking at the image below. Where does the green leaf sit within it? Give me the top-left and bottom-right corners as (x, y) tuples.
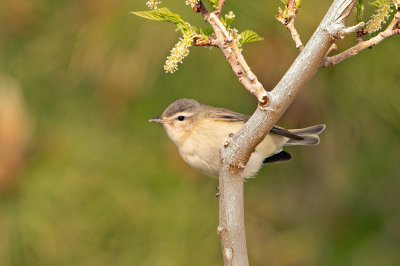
(239, 30), (264, 45)
(201, 26), (214, 36)
(193, 26), (214, 38)
(131, 8), (185, 25)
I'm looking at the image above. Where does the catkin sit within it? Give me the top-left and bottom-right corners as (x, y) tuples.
(365, 0), (393, 34)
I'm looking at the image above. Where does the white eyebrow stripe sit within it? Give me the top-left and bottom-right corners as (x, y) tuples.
(164, 112), (194, 121)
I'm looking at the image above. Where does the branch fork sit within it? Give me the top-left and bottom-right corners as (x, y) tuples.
(322, 3), (400, 67)
(196, 2), (271, 106)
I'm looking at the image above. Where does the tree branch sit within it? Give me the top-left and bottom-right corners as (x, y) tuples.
(276, 0), (304, 50)
(218, 0), (358, 265)
(215, 0), (226, 18)
(196, 2), (271, 106)
(322, 5), (400, 67)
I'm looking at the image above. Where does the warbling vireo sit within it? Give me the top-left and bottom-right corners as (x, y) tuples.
(149, 99), (325, 178)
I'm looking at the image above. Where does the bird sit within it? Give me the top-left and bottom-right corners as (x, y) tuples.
(149, 98), (325, 178)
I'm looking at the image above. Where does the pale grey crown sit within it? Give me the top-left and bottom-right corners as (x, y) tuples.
(162, 98), (201, 118)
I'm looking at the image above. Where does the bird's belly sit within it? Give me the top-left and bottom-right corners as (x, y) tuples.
(244, 134), (287, 178)
(181, 152), (220, 178)
(243, 152), (265, 178)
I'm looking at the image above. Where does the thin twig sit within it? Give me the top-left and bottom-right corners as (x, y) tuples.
(276, 0), (304, 50)
(326, 43), (338, 56)
(322, 6), (400, 67)
(196, 1), (270, 106)
(214, 0), (226, 18)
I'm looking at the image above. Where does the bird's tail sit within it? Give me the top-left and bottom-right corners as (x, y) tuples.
(284, 124), (326, 146)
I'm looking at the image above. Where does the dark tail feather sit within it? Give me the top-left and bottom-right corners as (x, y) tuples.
(263, 151), (292, 164)
(285, 124), (326, 146)
(285, 135), (320, 145)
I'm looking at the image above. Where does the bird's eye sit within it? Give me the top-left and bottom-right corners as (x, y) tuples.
(177, 115), (185, 121)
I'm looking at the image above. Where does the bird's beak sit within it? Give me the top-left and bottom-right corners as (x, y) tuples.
(149, 116), (163, 124)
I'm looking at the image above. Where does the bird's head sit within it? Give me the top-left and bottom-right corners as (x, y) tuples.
(149, 99), (202, 145)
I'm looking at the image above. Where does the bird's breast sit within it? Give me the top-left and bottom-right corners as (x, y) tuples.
(178, 120), (244, 177)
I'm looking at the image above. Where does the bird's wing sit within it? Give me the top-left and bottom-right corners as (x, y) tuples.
(205, 108), (250, 122)
(206, 107), (304, 141)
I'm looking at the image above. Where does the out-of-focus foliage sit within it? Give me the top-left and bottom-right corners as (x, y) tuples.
(0, 1), (399, 266)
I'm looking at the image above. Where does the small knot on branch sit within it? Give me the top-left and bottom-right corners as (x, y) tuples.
(224, 38), (233, 44)
(258, 91), (271, 107)
(223, 138), (230, 148)
(228, 163), (243, 174)
(357, 29), (365, 42)
(248, 73), (256, 82)
(217, 226), (227, 236)
(223, 133), (234, 147)
(224, 247), (233, 261)
(193, 36), (219, 47)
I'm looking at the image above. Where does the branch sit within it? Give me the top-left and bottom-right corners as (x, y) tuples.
(196, 2), (271, 106)
(322, 4), (400, 67)
(215, 0), (226, 18)
(276, 0), (304, 50)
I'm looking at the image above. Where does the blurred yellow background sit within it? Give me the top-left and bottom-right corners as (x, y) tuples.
(0, 1), (399, 265)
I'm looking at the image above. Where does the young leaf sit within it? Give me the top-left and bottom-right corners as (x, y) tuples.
(131, 8), (185, 25)
(201, 26), (214, 36)
(239, 30), (264, 45)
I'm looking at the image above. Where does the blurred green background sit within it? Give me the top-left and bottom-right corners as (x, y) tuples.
(0, 1), (399, 265)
